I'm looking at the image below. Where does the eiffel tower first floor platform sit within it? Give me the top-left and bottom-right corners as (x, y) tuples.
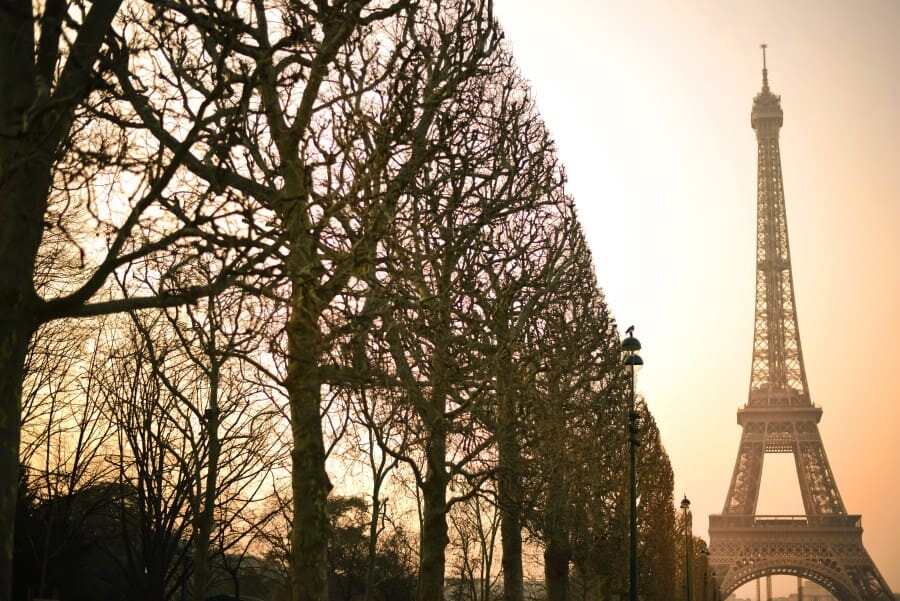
(708, 514), (894, 600)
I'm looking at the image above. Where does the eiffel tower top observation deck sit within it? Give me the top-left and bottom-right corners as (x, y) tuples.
(747, 44), (810, 408)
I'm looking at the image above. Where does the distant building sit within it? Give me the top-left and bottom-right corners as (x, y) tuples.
(723, 581), (838, 601)
(786, 582), (837, 601)
(443, 578), (545, 600)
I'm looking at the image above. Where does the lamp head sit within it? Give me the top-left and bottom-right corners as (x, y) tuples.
(624, 353), (643, 372)
(622, 334), (641, 353)
(680, 495), (691, 510)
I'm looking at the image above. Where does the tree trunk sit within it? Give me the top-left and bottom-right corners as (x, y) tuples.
(544, 536), (571, 601)
(193, 364), (221, 601)
(497, 369), (525, 601)
(498, 449), (524, 601)
(417, 425), (449, 601)
(192, 503), (210, 601)
(0, 322), (32, 597)
(544, 464), (571, 601)
(0, 47), (45, 601)
(363, 487), (382, 601)
(232, 566), (241, 601)
(286, 245), (330, 601)
(0, 0), (120, 592)
(287, 326), (330, 601)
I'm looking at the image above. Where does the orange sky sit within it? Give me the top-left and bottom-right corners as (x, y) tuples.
(494, 0), (900, 594)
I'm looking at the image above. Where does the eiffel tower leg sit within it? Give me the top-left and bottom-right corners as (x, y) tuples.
(792, 427), (845, 514)
(722, 430), (764, 514)
(845, 553), (896, 601)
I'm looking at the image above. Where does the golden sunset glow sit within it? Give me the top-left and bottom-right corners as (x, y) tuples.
(495, 0), (900, 595)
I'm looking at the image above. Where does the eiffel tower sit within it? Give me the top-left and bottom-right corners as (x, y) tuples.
(707, 47), (894, 601)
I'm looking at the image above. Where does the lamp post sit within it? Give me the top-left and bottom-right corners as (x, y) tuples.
(681, 495), (692, 601)
(711, 570), (718, 601)
(622, 326), (643, 601)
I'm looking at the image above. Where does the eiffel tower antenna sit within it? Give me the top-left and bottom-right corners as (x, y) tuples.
(707, 49), (894, 601)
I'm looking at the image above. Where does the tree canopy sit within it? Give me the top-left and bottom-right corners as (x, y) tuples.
(2, 2), (681, 601)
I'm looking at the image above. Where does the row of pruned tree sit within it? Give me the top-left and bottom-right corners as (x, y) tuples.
(1, 1), (679, 600)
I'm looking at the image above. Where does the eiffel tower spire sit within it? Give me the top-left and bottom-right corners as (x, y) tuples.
(707, 48), (895, 601)
(748, 47), (809, 407)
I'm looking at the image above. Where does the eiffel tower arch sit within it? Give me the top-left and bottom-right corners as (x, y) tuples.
(707, 47), (893, 601)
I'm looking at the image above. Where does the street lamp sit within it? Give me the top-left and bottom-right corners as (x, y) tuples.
(681, 495), (692, 601)
(622, 326), (643, 601)
(711, 570), (718, 601)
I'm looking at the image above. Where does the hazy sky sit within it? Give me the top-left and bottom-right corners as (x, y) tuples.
(493, 0), (900, 595)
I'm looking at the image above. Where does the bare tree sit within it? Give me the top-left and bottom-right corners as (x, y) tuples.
(353, 38), (584, 600)
(126, 269), (281, 601)
(17, 319), (119, 598)
(97, 327), (195, 600)
(4, 5), (676, 601)
(466, 84), (572, 601)
(512, 222), (625, 601)
(635, 405), (676, 600)
(112, 2), (501, 599)
(447, 489), (501, 601)
(339, 386), (408, 601)
(0, 3), (267, 593)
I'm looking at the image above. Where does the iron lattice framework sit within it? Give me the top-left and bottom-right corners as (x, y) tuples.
(707, 48), (894, 600)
